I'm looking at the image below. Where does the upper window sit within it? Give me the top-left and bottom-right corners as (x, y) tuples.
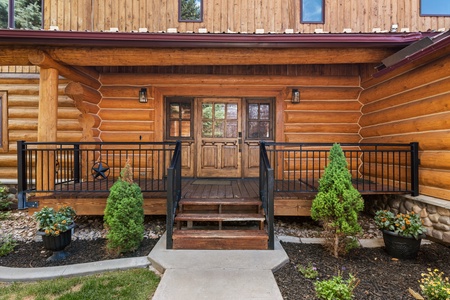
(420, 0), (450, 16)
(0, 91), (8, 152)
(166, 97), (194, 140)
(0, 0), (43, 29)
(301, 0), (324, 24)
(179, 0), (203, 22)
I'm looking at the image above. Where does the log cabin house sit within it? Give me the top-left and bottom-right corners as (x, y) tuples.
(0, 0), (449, 249)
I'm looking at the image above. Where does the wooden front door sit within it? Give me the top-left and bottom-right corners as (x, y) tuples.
(196, 98), (241, 177)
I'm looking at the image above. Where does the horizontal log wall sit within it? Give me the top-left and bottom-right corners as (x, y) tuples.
(283, 87), (362, 144)
(98, 86), (156, 143)
(43, 0), (450, 33)
(0, 76), (83, 181)
(359, 55), (450, 201)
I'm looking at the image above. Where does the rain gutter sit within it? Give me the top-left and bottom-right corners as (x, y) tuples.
(373, 31), (450, 77)
(0, 29), (439, 48)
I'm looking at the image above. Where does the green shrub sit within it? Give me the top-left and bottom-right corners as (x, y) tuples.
(315, 274), (359, 300)
(420, 268), (450, 300)
(104, 161), (145, 255)
(297, 263), (320, 279)
(0, 234), (17, 257)
(0, 183), (13, 211)
(311, 143), (364, 257)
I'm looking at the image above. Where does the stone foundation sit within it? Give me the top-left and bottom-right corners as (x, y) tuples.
(365, 194), (450, 245)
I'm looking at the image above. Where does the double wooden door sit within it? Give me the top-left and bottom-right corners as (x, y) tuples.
(166, 97), (273, 178)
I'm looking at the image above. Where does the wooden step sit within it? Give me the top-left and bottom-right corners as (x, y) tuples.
(179, 198), (262, 214)
(175, 213), (265, 222)
(172, 229), (268, 250)
(179, 198), (261, 206)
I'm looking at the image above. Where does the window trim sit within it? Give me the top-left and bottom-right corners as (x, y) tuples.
(300, 0), (325, 24)
(0, 91), (8, 152)
(165, 97), (194, 141)
(420, 0), (450, 17)
(178, 0), (203, 23)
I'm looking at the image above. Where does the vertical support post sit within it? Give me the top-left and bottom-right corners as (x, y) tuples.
(267, 167), (275, 250)
(410, 142), (419, 196)
(8, 0), (15, 29)
(36, 67), (59, 194)
(74, 144), (80, 183)
(17, 140), (27, 209)
(166, 167), (174, 249)
(259, 141), (265, 198)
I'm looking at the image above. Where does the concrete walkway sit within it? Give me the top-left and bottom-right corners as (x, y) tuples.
(149, 233), (289, 300)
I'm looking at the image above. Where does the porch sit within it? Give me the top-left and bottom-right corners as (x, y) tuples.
(17, 140), (419, 250)
(17, 140), (419, 216)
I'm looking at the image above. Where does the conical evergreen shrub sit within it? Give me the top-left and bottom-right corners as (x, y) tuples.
(311, 143), (364, 257)
(104, 160), (144, 255)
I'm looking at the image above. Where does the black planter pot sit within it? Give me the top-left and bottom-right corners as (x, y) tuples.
(37, 224), (74, 261)
(382, 229), (425, 259)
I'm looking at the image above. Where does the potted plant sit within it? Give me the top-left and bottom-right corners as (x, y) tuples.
(374, 210), (426, 259)
(34, 206), (76, 261)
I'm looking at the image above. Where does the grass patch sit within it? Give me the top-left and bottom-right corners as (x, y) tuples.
(0, 268), (160, 300)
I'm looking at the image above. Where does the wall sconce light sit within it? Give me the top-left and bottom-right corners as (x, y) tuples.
(291, 89), (300, 104)
(139, 88), (148, 103)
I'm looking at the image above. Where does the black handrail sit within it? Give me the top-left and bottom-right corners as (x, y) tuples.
(166, 141), (182, 249)
(17, 141), (177, 209)
(260, 142), (274, 250)
(263, 142), (419, 196)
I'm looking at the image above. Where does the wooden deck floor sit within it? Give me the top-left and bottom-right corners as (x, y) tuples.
(27, 178), (401, 216)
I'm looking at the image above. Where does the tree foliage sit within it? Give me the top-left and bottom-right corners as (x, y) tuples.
(0, 0), (42, 29)
(104, 161), (145, 255)
(311, 143), (364, 257)
(180, 0), (200, 21)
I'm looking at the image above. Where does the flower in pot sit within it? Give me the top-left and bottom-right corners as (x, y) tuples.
(34, 206), (76, 261)
(374, 210), (427, 259)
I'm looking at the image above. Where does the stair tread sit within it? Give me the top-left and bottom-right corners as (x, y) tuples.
(175, 213), (265, 222)
(180, 198), (261, 205)
(173, 229), (268, 239)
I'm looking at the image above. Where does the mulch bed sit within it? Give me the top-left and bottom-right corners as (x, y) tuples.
(274, 242), (450, 299)
(0, 238), (158, 268)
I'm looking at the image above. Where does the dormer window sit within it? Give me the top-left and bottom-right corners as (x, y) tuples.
(179, 0), (203, 22)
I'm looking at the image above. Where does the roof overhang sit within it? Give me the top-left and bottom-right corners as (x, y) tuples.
(0, 29), (439, 48)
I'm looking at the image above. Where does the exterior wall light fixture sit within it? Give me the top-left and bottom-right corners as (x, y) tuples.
(139, 88), (148, 103)
(292, 89), (300, 104)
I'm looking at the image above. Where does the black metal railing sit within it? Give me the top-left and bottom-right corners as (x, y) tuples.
(166, 141), (182, 249)
(17, 141), (178, 209)
(260, 142), (275, 250)
(264, 142), (419, 196)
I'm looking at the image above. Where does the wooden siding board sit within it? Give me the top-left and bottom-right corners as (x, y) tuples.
(43, 0), (450, 33)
